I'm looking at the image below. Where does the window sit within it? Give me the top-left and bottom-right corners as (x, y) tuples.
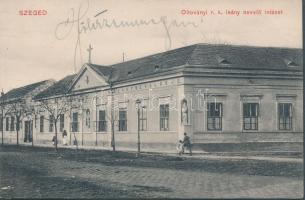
(154, 65), (160, 72)
(85, 109), (90, 128)
(59, 114), (64, 132)
(40, 116), (44, 133)
(278, 103), (292, 130)
(6, 117), (9, 131)
(119, 109), (127, 131)
(207, 103), (222, 130)
(216, 55), (231, 65)
(10, 116), (15, 131)
(284, 59), (299, 67)
(98, 110), (107, 132)
(71, 112), (78, 132)
(139, 107), (147, 131)
(243, 103), (259, 130)
(160, 104), (169, 131)
(49, 115), (54, 132)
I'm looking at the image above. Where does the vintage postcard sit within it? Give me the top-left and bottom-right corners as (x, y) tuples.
(0, 0), (303, 199)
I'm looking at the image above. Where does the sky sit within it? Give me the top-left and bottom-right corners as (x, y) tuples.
(0, 0), (302, 92)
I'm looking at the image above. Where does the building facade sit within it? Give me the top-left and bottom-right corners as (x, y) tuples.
(0, 80), (55, 144)
(0, 44), (303, 152)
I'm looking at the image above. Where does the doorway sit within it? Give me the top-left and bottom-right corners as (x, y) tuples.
(24, 121), (33, 142)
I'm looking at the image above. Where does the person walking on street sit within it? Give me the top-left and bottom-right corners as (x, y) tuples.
(183, 132), (192, 156)
(52, 135), (56, 146)
(62, 130), (68, 146)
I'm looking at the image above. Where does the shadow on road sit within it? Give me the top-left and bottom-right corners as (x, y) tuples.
(1, 145), (302, 179)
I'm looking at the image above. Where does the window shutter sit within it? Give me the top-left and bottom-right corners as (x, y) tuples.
(289, 104), (292, 117)
(219, 103), (223, 117)
(255, 103), (258, 117)
(243, 103), (246, 117)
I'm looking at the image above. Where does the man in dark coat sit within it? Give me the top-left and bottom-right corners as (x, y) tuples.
(183, 132), (192, 156)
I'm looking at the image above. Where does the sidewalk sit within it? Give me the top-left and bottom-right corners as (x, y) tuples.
(18, 142), (303, 163)
(179, 153), (303, 163)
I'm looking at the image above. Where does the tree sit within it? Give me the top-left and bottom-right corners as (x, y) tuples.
(93, 92), (118, 151)
(10, 100), (27, 145)
(67, 95), (85, 149)
(1, 93), (35, 146)
(37, 96), (71, 151)
(0, 103), (12, 145)
(108, 84), (116, 152)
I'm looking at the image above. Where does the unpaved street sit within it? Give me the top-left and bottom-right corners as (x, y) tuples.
(0, 146), (303, 198)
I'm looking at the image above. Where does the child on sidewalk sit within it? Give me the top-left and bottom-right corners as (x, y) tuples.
(176, 140), (184, 156)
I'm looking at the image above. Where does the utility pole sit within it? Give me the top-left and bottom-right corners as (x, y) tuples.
(110, 83), (115, 151)
(95, 94), (98, 146)
(81, 97), (84, 146)
(1, 106), (3, 146)
(1, 90), (4, 146)
(135, 99), (141, 155)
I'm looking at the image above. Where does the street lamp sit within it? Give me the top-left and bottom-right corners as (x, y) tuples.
(94, 94), (98, 146)
(1, 90), (4, 146)
(135, 99), (142, 155)
(94, 93), (101, 146)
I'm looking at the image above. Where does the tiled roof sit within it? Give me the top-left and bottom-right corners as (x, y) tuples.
(0, 80), (53, 103)
(108, 44), (197, 82)
(88, 63), (112, 76)
(87, 63), (112, 80)
(34, 74), (77, 100)
(187, 44), (303, 70)
(25, 43), (303, 100)
(90, 43), (302, 83)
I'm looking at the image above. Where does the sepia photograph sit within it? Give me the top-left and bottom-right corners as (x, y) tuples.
(0, 0), (303, 199)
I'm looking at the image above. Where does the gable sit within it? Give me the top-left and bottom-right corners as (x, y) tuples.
(71, 66), (108, 92)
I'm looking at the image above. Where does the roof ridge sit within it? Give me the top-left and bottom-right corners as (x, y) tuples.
(196, 43), (302, 50)
(34, 74), (77, 100)
(4, 79), (53, 94)
(110, 44), (199, 68)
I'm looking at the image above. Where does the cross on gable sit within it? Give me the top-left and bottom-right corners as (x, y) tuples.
(87, 44), (93, 63)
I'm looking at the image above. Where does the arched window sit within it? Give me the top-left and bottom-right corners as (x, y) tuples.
(85, 109), (90, 128)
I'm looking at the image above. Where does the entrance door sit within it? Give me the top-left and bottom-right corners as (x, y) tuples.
(24, 121), (33, 142)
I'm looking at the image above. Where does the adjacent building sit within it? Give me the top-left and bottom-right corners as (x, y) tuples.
(0, 44), (303, 152)
(0, 80), (55, 144)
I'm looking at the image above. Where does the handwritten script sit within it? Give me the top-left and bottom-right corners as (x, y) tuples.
(54, 0), (201, 69)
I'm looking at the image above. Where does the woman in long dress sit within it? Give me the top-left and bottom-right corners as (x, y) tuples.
(62, 130), (68, 145)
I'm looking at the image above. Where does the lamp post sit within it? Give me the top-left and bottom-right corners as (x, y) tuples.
(95, 95), (98, 146)
(110, 84), (115, 152)
(80, 96), (84, 146)
(94, 93), (101, 146)
(1, 106), (3, 146)
(135, 99), (141, 155)
(0, 90), (4, 146)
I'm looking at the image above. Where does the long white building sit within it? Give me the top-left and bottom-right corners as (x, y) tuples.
(0, 44), (303, 152)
